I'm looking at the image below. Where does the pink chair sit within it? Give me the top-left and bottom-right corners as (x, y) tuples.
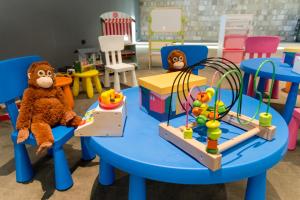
(288, 108), (300, 150)
(245, 36), (280, 98)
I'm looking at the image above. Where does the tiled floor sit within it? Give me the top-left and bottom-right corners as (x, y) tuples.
(0, 66), (300, 200)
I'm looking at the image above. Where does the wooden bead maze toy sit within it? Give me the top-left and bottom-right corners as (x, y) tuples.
(159, 58), (277, 171)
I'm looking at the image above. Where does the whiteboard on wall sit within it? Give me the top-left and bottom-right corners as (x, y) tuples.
(150, 8), (182, 33)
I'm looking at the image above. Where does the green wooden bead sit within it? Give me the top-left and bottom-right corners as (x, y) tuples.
(207, 128), (222, 140)
(206, 148), (218, 154)
(259, 112), (272, 127)
(218, 105), (227, 113)
(183, 128), (193, 139)
(196, 115), (207, 126)
(193, 100), (202, 108)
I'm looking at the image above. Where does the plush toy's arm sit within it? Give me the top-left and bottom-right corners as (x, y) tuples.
(56, 86), (78, 124)
(56, 87), (72, 111)
(16, 88), (34, 130)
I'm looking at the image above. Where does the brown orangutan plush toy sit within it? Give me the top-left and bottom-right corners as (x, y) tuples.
(16, 61), (82, 154)
(167, 50), (187, 72)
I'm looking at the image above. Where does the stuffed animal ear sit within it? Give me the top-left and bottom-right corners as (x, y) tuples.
(27, 73), (31, 79)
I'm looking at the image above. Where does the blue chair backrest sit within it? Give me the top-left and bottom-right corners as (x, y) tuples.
(161, 45), (208, 74)
(0, 56), (42, 129)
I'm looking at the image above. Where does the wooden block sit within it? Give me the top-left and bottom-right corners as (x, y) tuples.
(207, 139), (218, 149)
(138, 72), (207, 95)
(222, 111), (276, 140)
(159, 123), (222, 171)
(75, 97), (127, 137)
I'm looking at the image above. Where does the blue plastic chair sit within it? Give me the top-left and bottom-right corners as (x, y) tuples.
(0, 56), (95, 191)
(161, 45), (208, 74)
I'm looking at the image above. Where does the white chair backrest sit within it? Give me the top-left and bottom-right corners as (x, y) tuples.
(99, 35), (125, 66)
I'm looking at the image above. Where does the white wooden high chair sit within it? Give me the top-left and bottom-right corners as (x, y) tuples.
(98, 35), (138, 91)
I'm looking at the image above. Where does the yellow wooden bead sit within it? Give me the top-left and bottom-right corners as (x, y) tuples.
(206, 120), (220, 129)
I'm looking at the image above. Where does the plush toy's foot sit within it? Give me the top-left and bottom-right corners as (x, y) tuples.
(36, 142), (53, 155)
(17, 128), (30, 144)
(67, 116), (82, 127)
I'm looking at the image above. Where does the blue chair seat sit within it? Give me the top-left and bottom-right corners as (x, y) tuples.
(11, 125), (75, 149)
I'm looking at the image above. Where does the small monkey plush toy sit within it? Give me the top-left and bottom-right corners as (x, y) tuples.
(16, 61), (82, 153)
(167, 50), (187, 72)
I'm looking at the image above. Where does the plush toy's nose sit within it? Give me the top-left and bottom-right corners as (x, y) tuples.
(173, 61), (184, 68)
(37, 77), (53, 88)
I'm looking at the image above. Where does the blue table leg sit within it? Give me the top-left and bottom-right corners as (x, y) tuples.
(53, 147), (73, 190)
(80, 137), (96, 161)
(245, 171), (266, 200)
(242, 73), (250, 95)
(98, 159), (115, 185)
(257, 78), (267, 95)
(129, 175), (146, 200)
(282, 82), (299, 123)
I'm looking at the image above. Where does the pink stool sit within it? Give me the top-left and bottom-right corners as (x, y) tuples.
(288, 108), (300, 150)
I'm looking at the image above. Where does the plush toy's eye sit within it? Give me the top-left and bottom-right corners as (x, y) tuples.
(179, 56), (183, 61)
(47, 70), (52, 77)
(172, 57), (178, 62)
(37, 70), (46, 77)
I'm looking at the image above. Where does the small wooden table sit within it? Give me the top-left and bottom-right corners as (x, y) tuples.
(55, 76), (74, 109)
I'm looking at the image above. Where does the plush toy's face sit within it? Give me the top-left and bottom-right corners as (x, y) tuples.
(28, 61), (55, 89)
(167, 50), (187, 71)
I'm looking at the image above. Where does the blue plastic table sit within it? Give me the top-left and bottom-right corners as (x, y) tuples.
(87, 87), (288, 200)
(241, 58), (300, 123)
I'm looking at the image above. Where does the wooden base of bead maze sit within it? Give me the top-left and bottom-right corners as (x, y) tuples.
(159, 111), (276, 171)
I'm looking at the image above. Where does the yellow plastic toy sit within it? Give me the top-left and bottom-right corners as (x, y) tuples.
(72, 69), (102, 98)
(99, 89), (124, 109)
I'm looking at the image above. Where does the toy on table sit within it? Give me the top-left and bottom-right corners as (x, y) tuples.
(75, 89), (127, 137)
(99, 89), (124, 109)
(159, 57), (277, 171)
(16, 61), (82, 154)
(138, 71), (207, 122)
(283, 47), (300, 92)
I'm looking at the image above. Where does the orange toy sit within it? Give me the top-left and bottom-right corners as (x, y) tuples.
(208, 111), (219, 120)
(192, 107), (202, 116)
(99, 89), (124, 110)
(16, 61), (82, 154)
(207, 138), (218, 149)
(196, 91), (210, 103)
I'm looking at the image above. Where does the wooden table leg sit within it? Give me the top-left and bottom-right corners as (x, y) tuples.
(86, 77), (94, 98)
(283, 82), (299, 123)
(72, 77), (80, 97)
(63, 85), (74, 109)
(98, 159), (115, 185)
(245, 171), (266, 200)
(129, 175), (146, 200)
